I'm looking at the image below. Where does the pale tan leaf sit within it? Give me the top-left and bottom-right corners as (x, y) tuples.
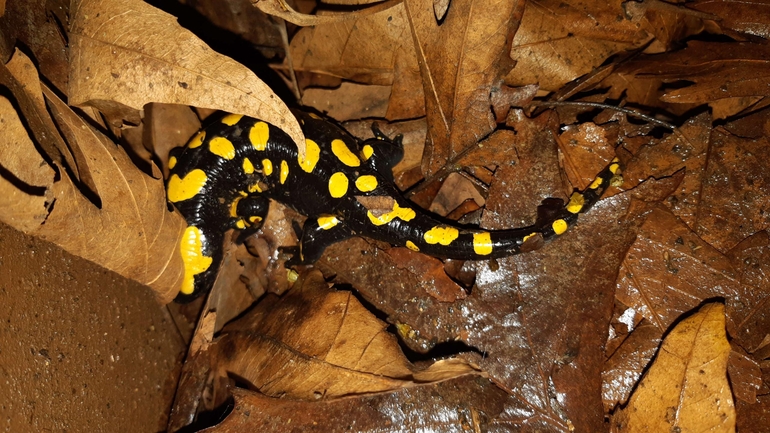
(0, 49), (97, 195)
(68, 0), (305, 157)
(255, 0), (402, 26)
(0, 96), (52, 232)
(0, 61), (186, 302)
(611, 303), (735, 433)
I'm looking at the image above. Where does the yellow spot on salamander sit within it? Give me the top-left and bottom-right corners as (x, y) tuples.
(566, 193), (585, 214)
(242, 157), (254, 174)
(167, 169), (207, 203)
(248, 182), (261, 193)
(317, 215), (339, 230)
(221, 114), (243, 126)
(589, 177), (603, 190)
(610, 162), (620, 174)
(331, 139), (361, 167)
(179, 226), (213, 296)
(473, 232), (493, 255)
(262, 159), (273, 176)
(552, 219), (568, 235)
(236, 220), (246, 229)
(406, 240), (419, 251)
(362, 144), (374, 160)
(249, 216), (262, 224)
(299, 139), (321, 172)
(209, 136), (235, 160)
(280, 160), (289, 184)
(366, 202), (416, 226)
(188, 131), (205, 148)
(308, 113), (322, 120)
(355, 175), (378, 192)
(168, 156), (177, 169)
(424, 226), (459, 246)
(230, 196), (242, 217)
(250, 122), (270, 151)
(523, 232), (537, 243)
(328, 172), (349, 198)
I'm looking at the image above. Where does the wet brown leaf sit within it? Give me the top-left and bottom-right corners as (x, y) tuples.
(203, 375), (508, 432)
(602, 321), (662, 411)
(697, 127), (770, 252)
(611, 303), (735, 433)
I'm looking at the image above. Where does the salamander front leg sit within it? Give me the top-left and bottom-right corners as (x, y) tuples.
(285, 215), (353, 266)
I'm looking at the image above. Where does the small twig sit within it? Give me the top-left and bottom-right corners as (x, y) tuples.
(529, 100), (676, 130)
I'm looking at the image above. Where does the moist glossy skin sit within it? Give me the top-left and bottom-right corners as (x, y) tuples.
(166, 111), (621, 303)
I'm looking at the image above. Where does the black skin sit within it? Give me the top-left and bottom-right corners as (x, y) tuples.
(167, 111), (619, 303)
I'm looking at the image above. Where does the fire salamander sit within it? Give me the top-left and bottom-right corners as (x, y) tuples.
(167, 111), (621, 303)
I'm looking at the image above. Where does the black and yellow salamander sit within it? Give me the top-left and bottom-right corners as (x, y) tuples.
(166, 111), (621, 303)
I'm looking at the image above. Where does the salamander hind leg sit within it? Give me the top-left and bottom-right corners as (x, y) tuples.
(285, 215), (354, 266)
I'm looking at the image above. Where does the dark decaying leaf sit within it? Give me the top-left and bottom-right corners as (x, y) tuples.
(203, 376), (509, 433)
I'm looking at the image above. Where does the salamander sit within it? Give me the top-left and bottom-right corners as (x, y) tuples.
(166, 111), (621, 303)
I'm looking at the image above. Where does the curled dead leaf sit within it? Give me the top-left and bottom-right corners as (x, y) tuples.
(68, 0), (305, 157)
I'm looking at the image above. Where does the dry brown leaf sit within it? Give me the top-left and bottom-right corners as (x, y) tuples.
(0, 59), (185, 302)
(301, 82), (391, 119)
(68, 0), (305, 156)
(611, 303), (735, 433)
(0, 0), (69, 93)
(208, 270), (475, 400)
(0, 96), (53, 232)
(287, 2), (423, 120)
(407, 0), (522, 176)
(256, 0), (402, 26)
(621, 41), (770, 119)
(428, 172), (484, 216)
(0, 49), (97, 195)
(690, 0), (770, 39)
(506, 0), (652, 91)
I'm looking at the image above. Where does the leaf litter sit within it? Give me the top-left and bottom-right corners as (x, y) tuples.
(0, 0), (768, 431)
